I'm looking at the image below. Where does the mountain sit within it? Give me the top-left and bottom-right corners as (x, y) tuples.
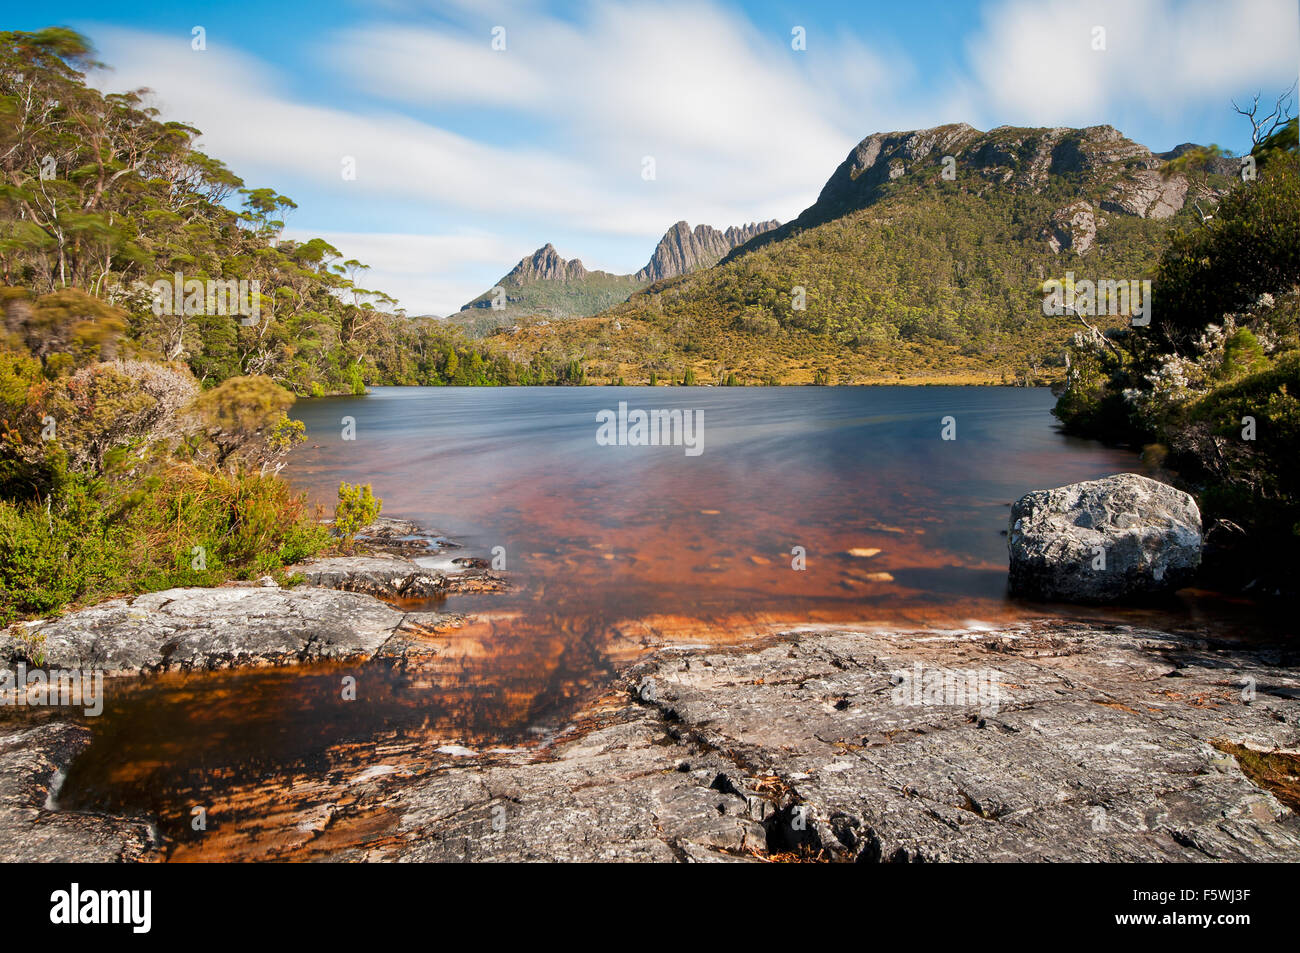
(501, 122), (1238, 384)
(506, 243), (595, 282)
(451, 219), (779, 335)
(635, 220), (779, 282)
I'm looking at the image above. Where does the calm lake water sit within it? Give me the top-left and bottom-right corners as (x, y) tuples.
(288, 385), (1136, 619)
(55, 386), (1254, 858)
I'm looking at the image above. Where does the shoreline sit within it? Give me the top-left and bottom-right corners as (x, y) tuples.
(299, 378), (1057, 396)
(4, 610), (1297, 862)
(3, 515), (1296, 862)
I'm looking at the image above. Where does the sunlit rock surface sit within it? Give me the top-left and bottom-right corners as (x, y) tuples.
(311, 622), (1299, 862)
(1008, 473), (1202, 603)
(5, 619), (1298, 862)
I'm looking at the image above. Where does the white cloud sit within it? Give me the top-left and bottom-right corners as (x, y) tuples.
(965, 0), (1299, 128)
(337, 27), (547, 108)
(87, 31), (620, 227)
(280, 229), (530, 315)
(334, 2), (871, 216)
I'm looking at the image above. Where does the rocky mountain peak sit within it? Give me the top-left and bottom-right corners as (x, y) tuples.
(509, 243), (589, 283)
(635, 219), (780, 283)
(723, 122), (1232, 262)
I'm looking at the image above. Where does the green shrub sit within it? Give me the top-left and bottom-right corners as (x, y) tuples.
(333, 481), (382, 547)
(1152, 157), (1300, 354)
(0, 463), (330, 623)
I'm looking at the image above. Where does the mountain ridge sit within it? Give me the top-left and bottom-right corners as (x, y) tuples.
(501, 121), (1238, 383)
(453, 218), (780, 332)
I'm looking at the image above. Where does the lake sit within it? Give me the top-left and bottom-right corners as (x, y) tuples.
(56, 385), (1238, 858)
(285, 386), (1145, 630)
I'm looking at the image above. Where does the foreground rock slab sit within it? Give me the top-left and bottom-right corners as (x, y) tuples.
(1009, 472), (1202, 602)
(6, 616), (1297, 862)
(0, 585), (454, 676)
(0, 722), (157, 862)
(305, 620), (1299, 863)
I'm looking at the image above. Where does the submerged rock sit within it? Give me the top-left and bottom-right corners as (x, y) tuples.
(1008, 473), (1201, 602)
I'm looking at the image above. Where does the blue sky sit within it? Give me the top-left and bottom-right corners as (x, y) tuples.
(13, 0), (1300, 314)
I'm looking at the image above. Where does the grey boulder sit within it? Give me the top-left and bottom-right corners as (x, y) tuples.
(1008, 472), (1201, 602)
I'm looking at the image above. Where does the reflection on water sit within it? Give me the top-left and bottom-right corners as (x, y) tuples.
(51, 386), (1272, 857)
(290, 386), (1143, 624)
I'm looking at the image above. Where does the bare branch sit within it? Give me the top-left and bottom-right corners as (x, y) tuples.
(1233, 81), (1298, 145)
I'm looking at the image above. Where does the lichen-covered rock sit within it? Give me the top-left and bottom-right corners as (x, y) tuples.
(1008, 473), (1201, 602)
(0, 587), (414, 675)
(292, 553), (506, 598)
(293, 554), (449, 598)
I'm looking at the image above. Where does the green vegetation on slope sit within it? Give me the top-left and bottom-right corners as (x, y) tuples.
(1054, 143), (1300, 595)
(502, 124), (1233, 384)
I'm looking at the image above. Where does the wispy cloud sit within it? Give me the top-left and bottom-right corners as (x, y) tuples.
(81, 0), (1300, 314)
(964, 0), (1298, 128)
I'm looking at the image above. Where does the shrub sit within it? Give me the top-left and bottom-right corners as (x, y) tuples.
(1151, 157), (1300, 355)
(0, 463), (329, 623)
(333, 481), (382, 547)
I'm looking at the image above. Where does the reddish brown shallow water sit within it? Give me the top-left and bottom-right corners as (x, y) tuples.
(44, 386), (1284, 858)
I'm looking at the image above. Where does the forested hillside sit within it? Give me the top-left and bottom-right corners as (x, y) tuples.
(501, 123), (1237, 384)
(0, 28), (578, 391)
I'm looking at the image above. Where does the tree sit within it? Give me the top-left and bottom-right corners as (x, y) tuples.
(193, 374), (297, 469)
(1232, 83), (1297, 151)
(1151, 156), (1299, 355)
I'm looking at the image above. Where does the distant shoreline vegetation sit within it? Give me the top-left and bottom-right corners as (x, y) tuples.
(307, 375), (1051, 392)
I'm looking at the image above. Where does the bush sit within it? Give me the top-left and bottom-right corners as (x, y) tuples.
(16, 360), (199, 474)
(0, 463), (330, 623)
(1151, 157), (1300, 354)
(0, 472), (117, 623)
(333, 481), (382, 547)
